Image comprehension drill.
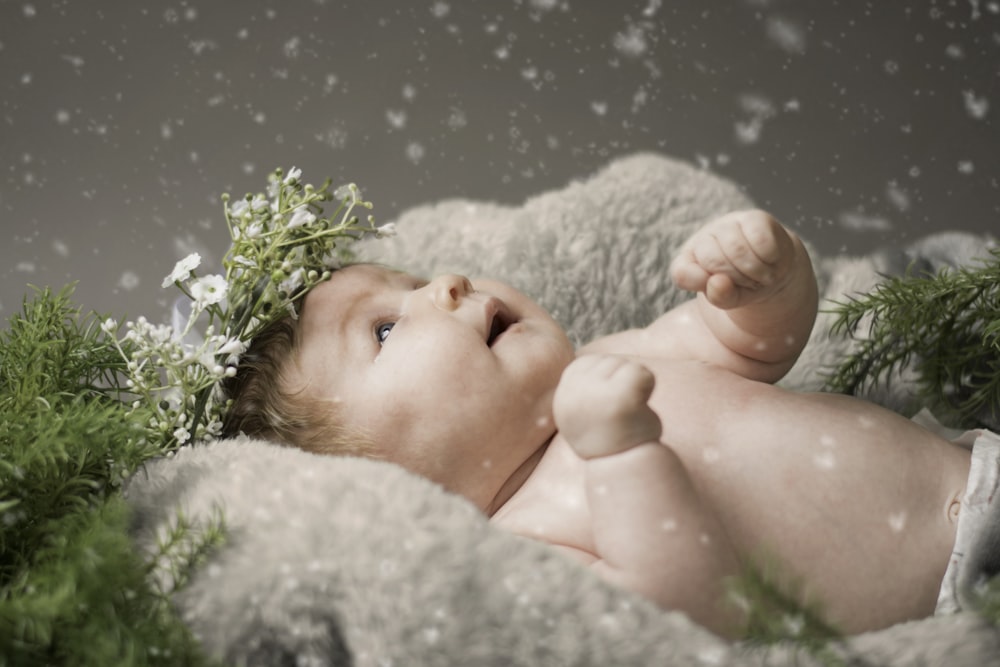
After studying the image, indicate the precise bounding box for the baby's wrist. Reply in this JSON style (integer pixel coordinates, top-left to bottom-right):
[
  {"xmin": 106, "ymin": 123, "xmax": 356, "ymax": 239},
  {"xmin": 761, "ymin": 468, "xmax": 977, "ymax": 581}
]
[{"xmin": 570, "ymin": 435, "xmax": 662, "ymax": 460}]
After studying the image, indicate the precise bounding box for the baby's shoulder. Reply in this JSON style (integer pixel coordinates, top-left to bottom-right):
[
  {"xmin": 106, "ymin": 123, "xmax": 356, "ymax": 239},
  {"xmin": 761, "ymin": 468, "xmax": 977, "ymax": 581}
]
[
  {"xmin": 578, "ymin": 326, "xmax": 660, "ymax": 357},
  {"xmin": 489, "ymin": 437, "xmax": 595, "ymax": 557}
]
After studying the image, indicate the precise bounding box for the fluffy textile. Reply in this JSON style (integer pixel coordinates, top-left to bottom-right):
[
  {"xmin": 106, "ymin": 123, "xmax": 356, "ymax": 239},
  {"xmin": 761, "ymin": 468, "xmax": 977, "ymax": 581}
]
[{"xmin": 126, "ymin": 153, "xmax": 1000, "ymax": 666}]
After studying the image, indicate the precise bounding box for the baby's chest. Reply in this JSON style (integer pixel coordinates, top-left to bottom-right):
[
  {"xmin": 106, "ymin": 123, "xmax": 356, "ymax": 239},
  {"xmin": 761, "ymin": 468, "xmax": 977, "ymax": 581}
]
[{"xmin": 489, "ymin": 440, "xmax": 598, "ymax": 562}]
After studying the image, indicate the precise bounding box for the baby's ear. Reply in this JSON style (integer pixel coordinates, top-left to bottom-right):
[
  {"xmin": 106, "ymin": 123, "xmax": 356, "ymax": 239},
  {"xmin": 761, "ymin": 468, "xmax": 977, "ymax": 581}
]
[{"xmin": 359, "ymin": 153, "xmax": 753, "ymax": 342}]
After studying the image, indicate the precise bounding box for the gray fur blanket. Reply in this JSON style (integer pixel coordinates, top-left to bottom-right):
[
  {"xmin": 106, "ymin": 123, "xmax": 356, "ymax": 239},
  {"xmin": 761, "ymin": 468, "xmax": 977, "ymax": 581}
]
[{"xmin": 126, "ymin": 154, "xmax": 1000, "ymax": 666}]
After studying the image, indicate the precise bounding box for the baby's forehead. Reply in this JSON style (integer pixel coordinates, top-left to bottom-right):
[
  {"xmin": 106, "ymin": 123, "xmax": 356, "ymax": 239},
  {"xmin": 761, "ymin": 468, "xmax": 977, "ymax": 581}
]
[
  {"xmin": 310, "ymin": 263, "xmax": 409, "ymax": 298},
  {"xmin": 301, "ymin": 264, "xmax": 412, "ymax": 320}
]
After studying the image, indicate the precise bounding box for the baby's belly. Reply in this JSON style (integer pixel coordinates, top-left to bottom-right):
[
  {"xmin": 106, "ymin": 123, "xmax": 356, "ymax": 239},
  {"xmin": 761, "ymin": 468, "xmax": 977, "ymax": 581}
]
[{"xmin": 644, "ymin": 359, "xmax": 968, "ymax": 629}]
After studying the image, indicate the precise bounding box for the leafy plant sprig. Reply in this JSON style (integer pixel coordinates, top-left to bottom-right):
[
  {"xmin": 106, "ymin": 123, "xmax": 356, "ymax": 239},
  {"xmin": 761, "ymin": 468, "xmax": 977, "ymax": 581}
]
[
  {"xmin": 824, "ymin": 247, "xmax": 1000, "ymax": 429},
  {"xmin": 102, "ymin": 167, "xmax": 394, "ymax": 451}
]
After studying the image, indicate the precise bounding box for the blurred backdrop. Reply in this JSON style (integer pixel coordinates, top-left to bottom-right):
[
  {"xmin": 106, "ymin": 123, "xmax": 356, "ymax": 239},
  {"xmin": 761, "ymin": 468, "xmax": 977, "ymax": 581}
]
[{"xmin": 2, "ymin": 0, "xmax": 997, "ymax": 323}]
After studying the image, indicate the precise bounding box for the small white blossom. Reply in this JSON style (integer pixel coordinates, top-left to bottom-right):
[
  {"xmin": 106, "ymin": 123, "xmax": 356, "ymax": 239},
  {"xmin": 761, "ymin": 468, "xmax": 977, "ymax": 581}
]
[
  {"xmin": 334, "ymin": 183, "xmax": 358, "ymax": 201},
  {"xmin": 231, "ymin": 254, "xmax": 256, "ymax": 268},
  {"xmin": 279, "ymin": 267, "xmax": 306, "ymax": 296},
  {"xmin": 250, "ymin": 194, "xmax": 269, "ymax": 211},
  {"xmin": 191, "ymin": 274, "xmax": 228, "ymax": 307},
  {"xmin": 376, "ymin": 222, "xmax": 397, "ymax": 238},
  {"xmin": 216, "ymin": 336, "xmax": 247, "ymax": 357},
  {"xmin": 230, "ymin": 199, "xmax": 249, "ymax": 218},
  {"xmin": 284, "ymin": 166, "xmax": 302, "ymax": 183},
  {"xmin": 162, "ymin": 253, "xmax": 202, "ymax": 288},
  {"xmin": 101, "ymin": 317, "xmax": 118, "ymax": 334},
  {"xmin": 287, "ymin": 207, "xmax": 317, "ymax": 229}
]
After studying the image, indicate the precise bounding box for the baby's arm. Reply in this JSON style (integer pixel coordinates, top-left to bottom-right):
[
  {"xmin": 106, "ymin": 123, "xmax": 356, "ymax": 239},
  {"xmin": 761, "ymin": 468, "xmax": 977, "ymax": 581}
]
[
  {"xmin": 670, "ymin": 211, "xmax": 818, "ymax": 381},
  {"xmin": 666, "ymin": 210, "xmax": 818, "ymax": 383},
  {"xmin": 553, "ymin": 355, "xmax": 744, "ymax": 637}
]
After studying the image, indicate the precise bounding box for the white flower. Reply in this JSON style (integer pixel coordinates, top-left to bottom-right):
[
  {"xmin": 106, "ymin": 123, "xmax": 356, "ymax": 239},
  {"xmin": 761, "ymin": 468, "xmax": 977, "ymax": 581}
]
[
  {"xmin": 250, "ymin": 194, "xmax": 269, "ymax": 211},
  {"xmin": 279, "ymin": 267, "xmax": 305, "ymax": 297},
  {"xmin": 162, "ymin": 253, "xmax": 202, "ymax": 288},
  {"xmin": 287, "ymin": 207, "xmax": 317, "ymax": 229},
  {"xmin": 216, "ymin": 336, "xmax": 247, "ymax": 357},
  {"xmin": 173, "ymin": 426, "xmax": 191, "ymax": 443},
  {"xmin": 376, "ymin": 222, "xmax": 397, "ymax": 238},
  {"xmin": 191, "ymin": 274, "xmax": 228, "ymax": 307},
  {"xmin": 284, "ymin": 166, "xmax": 302, "ymax": 184},
  {"xmin": 101, "ymin": 317, "xmax": 118, "ymax": 334},
  {"xmin": 334, "ymin": 183, "xmax": 359, "ymax": 201},
  {"xmin": 231, "ymin": 255, "xmax": 256, "ymax": 268},
  {"xmin": 229, "ymin": 199, "xmax": 249, "ymax": 218}
]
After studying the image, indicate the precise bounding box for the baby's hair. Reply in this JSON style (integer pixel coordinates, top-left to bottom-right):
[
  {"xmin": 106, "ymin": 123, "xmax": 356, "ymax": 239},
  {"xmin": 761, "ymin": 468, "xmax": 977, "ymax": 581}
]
[{"xmin": 220, "ymin": 283, "xmax": 373, "ymax": 457}]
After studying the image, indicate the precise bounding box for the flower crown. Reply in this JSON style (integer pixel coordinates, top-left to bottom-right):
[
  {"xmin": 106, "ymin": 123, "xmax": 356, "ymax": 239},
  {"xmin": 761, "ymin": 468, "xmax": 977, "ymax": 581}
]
[{"xmin": 102, "ymin": 167, "xmax": 393, "ymax": 451}]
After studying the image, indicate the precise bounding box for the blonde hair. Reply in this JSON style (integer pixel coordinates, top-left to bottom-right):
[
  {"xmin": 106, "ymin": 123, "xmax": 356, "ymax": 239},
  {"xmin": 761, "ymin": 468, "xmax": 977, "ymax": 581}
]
[{"xmin": 220, "ymin": 298, "xmax": 373, "ymax": 457}]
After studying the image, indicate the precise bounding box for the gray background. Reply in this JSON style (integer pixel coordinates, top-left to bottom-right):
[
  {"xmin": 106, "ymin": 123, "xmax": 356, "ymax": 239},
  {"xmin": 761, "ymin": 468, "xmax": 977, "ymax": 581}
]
[{"xmin": 2, "ymin": 0, "xmax": 997, "ymax": 324}]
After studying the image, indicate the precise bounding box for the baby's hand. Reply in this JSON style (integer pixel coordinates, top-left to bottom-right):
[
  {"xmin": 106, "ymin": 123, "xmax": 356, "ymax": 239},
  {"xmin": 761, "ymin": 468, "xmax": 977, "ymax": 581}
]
[
  {"xmin": 669, "ymin": 210, "xmax": 797, "ymax": 310},
  {"xmin": 553, "ymin": 354, "xmax": 663, "ymax": 459}
]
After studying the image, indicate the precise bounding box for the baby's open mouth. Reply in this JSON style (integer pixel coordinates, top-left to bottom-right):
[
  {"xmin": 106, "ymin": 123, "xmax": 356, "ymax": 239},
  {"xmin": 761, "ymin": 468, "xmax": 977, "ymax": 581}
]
[{"xmin": 487, "ymin": 311, "xmax": 514, "ymax": 347}]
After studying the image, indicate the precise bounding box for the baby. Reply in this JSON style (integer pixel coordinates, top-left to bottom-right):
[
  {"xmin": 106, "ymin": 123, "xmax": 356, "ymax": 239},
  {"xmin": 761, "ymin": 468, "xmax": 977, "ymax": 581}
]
[{"xmin": 222, "ymin": 210, "xmax": 988, "ymax": 638}]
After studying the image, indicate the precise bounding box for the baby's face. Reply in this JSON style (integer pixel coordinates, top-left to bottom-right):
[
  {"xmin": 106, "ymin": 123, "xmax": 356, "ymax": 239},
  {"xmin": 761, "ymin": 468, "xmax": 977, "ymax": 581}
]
[{"xmin": 291, "ymin": 264, "xmax": 575, "ymax": 500}]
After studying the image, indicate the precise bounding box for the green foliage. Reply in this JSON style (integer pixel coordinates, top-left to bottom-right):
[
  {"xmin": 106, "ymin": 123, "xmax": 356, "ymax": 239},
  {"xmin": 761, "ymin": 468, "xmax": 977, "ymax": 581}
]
[
  {"xmin": 825, "ymin": 248, "xmax": 1000, "ymax": 429},
  {"xmin": 728, "ymin": 558, "xmax": 853, "ymax": 667},
  {"xmin": 0, "ymin": 287, "xmax": 222, "ymax": 667}
]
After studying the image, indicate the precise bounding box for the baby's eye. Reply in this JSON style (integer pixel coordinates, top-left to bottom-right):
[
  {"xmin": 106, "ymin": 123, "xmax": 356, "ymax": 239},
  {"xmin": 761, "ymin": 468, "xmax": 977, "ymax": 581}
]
[{"xmin": 375, "ymin": 322, "xmax": 395, "ymax": 345}]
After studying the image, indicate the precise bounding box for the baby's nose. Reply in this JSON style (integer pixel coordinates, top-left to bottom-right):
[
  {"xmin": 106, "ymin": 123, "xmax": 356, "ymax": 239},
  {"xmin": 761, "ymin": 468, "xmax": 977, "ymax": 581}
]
[{"xmin": 430, "ymin": 274, "xmax": 474, "ymax": 311}]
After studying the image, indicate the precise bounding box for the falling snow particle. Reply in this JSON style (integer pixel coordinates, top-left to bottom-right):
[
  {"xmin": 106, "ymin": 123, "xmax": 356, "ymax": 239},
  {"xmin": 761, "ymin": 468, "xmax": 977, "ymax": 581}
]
[
  {"xmin": 117, "ymin": 271, "xmax": 140, "ymax": 291},
  {"xmin": 888, "ymin": 512, "xmax": 907, "ymax": 533},
  {"xmin": 61, "ymin": 54, "xmax": 85, "ymax": 69},
  {"xmin": 23, "ymin": 4, "xmax": 36, "ymax": 18},
  {"xmin": 591, "ymin": 100, "xmax": 608, "ymax": 116},
  {"xmin": 446, "ymin": 107, "xmax": 467, "ymax": 130},
  {"xmin": 52, "ymin": 240, "xmax": 69, "ymax": 257},
  {"xmin": 958, "ymin": 161, "xmax": 975, "ymax": 174},
  {"xmin": 613, "ymin": 23, "xmax": 649, "ymax": 59},
  {"xmin": 839, "ymin": 211, "xmax": 893, "ymax": 232},
  {"xmin": 765, "ymin": 16, "xmax": 806, "ymax": 55},
  {"xmin": 316, "ymin": 123, "xmax": 348, "ymax": 150},
  {"xmin": 528, "ymin": 0, "xmax": 559, "ymax": 12},
  {"xmin": 284, "ymin": 36, "xmax": 301, "ymax": 59},
  {"xmin": 430, "ymin": 1, "xmax": 449, "ymax": 18},
  {"xmin": 885, "ymin": 182, "xmax": 911, "ymax": 212},
  {"xmin": 188, "ymin": 40, "xmax": 217, "ymax": 56},
  {"xmin": 405, "ymin": 142, "xmax": 425, "ymax": 165},
  {"xmin": 963, "ymin": 90, "xmax": 989, "ymax": 119},
  {"xmin": 385, "ymin": 109, "xmax": 407, "ymax": 130},
  {"xmin": 813, "ymin": 452, "xmax": 836, "ymax": 470},
  {"xmin": 643, "ymin": 0, "xmax": 663, "ymax": 18}
]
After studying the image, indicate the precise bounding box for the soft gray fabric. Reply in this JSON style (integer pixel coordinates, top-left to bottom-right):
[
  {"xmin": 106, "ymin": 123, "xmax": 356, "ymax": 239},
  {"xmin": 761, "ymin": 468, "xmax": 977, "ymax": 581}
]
[{"xmin": 127, "ymin": 153, "xmax": 1000, "ymax": 666}]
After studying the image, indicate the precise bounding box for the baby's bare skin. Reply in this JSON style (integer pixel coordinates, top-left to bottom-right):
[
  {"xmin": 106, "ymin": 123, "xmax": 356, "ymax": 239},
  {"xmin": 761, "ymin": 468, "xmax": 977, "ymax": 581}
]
[
  {"xmin": 490, "ymin": 212, "xmax": 971, "ymax": 637},
  {"xmin": 292, "ymin": 211, "xmax": 971, "ymax": 639}
]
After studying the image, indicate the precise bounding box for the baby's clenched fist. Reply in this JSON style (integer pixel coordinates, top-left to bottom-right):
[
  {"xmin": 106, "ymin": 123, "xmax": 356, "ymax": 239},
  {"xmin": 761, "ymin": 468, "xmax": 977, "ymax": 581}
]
[
  {"xmin": 669, "ymin": 210, "xmax": 798, "ymax": 310},
  {"xmin": 553, "ymin": 354, "xmax": 663, "ymax": 459}
]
